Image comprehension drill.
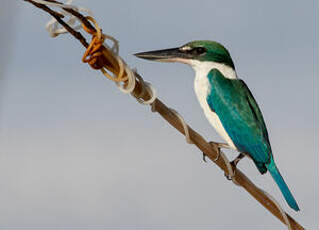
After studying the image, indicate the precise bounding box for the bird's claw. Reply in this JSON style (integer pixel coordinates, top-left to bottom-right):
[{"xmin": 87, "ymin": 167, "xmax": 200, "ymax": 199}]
[
  {"xmin": 202, "ymin": 141, "xmax": 226, "ymax": 163},
  {"xmin": 230, "ymin": 153, "xmax": 245, "ymax": 168},
  {"xmin": 224, "ymin": 172, "xmax": 233, "ymax": 180},
  {"xmin": 202, "ymin": 152, "xmax": 207, "ymax": 162},
  {"xmin": 223, "ymin": 153, "xmax": 246, "ymax": 180},
  {"xmin": 214, "ymin": 142, "xmax": 231, "ymax": 149}
]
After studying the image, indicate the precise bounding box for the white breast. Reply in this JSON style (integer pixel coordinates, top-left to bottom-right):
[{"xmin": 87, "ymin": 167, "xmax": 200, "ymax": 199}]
[{"xmin": 191, "ymin": 60, "xmax": 237, "ymax": 150}]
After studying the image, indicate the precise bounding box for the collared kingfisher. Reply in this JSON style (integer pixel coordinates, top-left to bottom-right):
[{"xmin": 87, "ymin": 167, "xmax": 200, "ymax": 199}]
[{"xmin": 135, "ymin": 40, "xmax": 300, "ymax": 211}]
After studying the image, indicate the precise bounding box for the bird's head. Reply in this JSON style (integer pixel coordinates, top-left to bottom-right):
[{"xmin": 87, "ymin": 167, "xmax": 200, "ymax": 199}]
[{"xmin": 134, "ymin": 40, "xmax": 235, "ymax": 70}]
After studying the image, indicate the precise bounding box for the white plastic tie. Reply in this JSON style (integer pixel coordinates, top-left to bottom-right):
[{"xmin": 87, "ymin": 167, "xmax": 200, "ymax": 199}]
[
  {"xmin": 169, "ymin": 109, "xmax": 193, "ymax": 144},
  {"xmin": 34, "ymin": 0, "xmax": 157, "ymax": 102},
  {"xmin": 32, "ymin": 0, "xmax": 93, "ymax": 37},
  {"xmin": 133, "ymin": 73, "xmax": 157, "ymax": 104},
  {"xmin": 262, "ymin": 190, "xmax": 292, "ymax": 230},
  {"xmin": 115, "ymin": 59, "xmax": 136, "ymax": 94}
]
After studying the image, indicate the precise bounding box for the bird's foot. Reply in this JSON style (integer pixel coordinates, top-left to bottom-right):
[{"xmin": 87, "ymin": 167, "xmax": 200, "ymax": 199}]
[
  {"xmin": 202, "ymin": 152, "xmax": 208, "ymax": 162},
  {"xmin": 230, "ymin": 153, "xmax": 246, "ymax": 168},
  {"xmin": 202, "ymin": 142, "xmax": 230, "ymax": 163},
  {"xmin": 224, "ymin": 153, "xmax": 245, "ymax": 180},
  {"xmin": 214, "ymin": 142, "xmax": 231, "ymax": 150}
]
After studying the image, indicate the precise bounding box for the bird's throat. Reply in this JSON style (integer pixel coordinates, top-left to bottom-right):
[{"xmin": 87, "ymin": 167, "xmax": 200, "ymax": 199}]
[{"xmin": 190, "ymin": 60, "xmax": 237, "ymax": 80}]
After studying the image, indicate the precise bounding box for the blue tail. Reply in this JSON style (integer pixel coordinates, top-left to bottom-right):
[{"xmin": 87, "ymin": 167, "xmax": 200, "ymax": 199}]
[{"xmin": 266, "ymin": 158, "xmax": 300, "ymax": 211}]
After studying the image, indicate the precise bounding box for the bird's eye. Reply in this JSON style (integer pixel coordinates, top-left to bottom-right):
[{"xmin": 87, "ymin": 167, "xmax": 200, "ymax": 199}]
[{"xmin": 192, "ymin": 47, "xmax": 207, "ymax": 55}]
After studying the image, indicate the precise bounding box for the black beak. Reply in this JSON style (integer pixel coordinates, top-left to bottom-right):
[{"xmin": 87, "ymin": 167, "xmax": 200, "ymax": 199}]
[{"xmin": 134, "ymin": 47, "xmax": 190, "ymax": 63}]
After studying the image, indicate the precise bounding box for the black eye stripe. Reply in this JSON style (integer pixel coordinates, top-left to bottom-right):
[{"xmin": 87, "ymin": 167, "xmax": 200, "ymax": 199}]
[
  {"xmin": 195, "ymin": 47, "xmax": 206, "ymax": 54},
  {"xmin": 186, "ymin": 47, "xmax": 207, "ymax": 55}
]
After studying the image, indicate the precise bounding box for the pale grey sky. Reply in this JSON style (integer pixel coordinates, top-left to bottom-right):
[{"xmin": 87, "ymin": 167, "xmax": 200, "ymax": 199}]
[{"xmin": 0, "ymin": 0, "xmax": 318, "ymax": 229}]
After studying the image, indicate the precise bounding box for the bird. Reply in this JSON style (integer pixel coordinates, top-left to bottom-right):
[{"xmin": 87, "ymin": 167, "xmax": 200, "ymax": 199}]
[{"xmin": 134, "ymin": 40, "xmax": 300, "ymax": 211}]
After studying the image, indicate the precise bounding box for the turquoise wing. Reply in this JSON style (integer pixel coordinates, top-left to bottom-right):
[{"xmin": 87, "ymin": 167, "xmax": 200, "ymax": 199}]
[{"xmin": 206, "ymin": 69, "xmax": 271, "ymax": 174}]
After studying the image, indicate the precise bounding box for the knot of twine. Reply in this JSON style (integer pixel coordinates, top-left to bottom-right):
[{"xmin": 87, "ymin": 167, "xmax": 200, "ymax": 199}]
[
  {"xmin": 81, "ymin": 16, "xmax": 156, "ymax": 103},
  {"xmin": 81, "ymin": 17, "xmax": 129, "ymax": 84}
]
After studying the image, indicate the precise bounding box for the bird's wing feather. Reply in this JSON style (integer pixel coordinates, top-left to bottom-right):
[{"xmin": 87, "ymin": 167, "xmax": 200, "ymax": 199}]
[{"xmin": 206, "ymin": 69, "xmax": 271, "ymax": 173}]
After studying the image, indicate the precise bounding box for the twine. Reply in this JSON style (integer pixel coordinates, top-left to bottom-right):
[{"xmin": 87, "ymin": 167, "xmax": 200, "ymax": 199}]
[
  {"xmin": 33, "ymin": 0, "xmax": 156, "ymax": 102},
  {"xmin": 80, "ymin": 16, "xmax": 156, "ymax": 102},
  {"xmin": 262, "ymin": 190, "xmax": 293, "ymax": 230},
  {"xmin": 33, "ymin": 0, "xmax": 93, "ymax": 37},
  {"xmin": 169, "ymin": 109, "xmax": 193, "ymax": 144}
]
